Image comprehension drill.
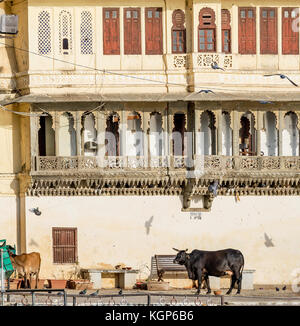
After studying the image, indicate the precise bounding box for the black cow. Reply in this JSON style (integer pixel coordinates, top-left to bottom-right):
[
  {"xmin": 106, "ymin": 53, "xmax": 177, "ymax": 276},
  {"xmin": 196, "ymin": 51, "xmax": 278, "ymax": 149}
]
[{"xmin": 173, "ymin": 248, "xmax": 244, "ymax": 295}]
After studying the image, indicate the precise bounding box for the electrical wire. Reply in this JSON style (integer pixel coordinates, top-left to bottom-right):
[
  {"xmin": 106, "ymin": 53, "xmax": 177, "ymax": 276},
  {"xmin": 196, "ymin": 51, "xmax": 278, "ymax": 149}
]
[{"xmin": 0, "ymin": 40, "xmax": 294, "ymax": 97}]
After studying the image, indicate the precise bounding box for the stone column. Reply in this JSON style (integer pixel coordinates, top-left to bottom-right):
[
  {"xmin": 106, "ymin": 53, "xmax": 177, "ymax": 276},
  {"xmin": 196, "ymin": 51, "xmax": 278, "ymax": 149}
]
[
  {"xmin": 256, "ymin": 110, "xmax": 263, "ymax": 156},
  {"xmin": 232, "ymin": 109, "xmax": 239, "ymax": 156},
  {"xmin": 143, "ymin": 111, "xmax": 150, "ymax": 167},
  {"xmin": 217, "ymin": 109, "xmax": 223, "ymax": 155},
  {"xmin": 278, "ymin": 109, "xmax": 283, "ymax": 156},
  {"xmin": 30, "ymin": 113, "xmax": 39, "ymax": 170},
  {"xmin": 75, "ymin": 111, "xmax": 81, "ymax": 156},
  {"xmin": 54, "ymin": 111, "xmax": 60, "ymax": 156}
]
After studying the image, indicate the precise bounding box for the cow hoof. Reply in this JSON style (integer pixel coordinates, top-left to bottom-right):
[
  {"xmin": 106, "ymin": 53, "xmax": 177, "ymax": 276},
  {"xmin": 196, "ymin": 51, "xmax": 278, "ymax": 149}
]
[
  {"xmin": 206, "ymin": 291, "xmax": 211, "ymax": 295},
  {"xmin": 225, "ymin": 291, "xmax": 231, "ymax": 295}
]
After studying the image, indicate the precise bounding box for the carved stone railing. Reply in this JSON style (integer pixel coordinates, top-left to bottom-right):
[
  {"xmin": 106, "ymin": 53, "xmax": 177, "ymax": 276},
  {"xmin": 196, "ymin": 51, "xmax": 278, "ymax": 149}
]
[{"xmin": 34, "ymin": 155, "xmax": 300, "ymax": 174}]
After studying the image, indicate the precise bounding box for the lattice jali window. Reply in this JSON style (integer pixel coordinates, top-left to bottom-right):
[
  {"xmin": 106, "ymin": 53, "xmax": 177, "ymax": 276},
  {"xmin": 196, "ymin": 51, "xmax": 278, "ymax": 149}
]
[
  {"xmin": 80, "ymin": 11, "xmax": 93, "ymax": 55},
  {"xmin": 59, "ymin": 10, "xmax": 73, "ymax": 54},
  {"xmin": 52, "ymin": 227, "xmax": 77, "ymax": 264},
  {"xmin": 38, "ymin": 11, "xmax": 51, "ymax": 55}
]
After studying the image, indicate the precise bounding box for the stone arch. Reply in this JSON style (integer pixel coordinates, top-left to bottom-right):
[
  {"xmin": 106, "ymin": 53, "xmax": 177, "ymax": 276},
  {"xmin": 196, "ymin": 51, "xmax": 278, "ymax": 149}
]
[
  {"xmin": 82, "ymin": 112, "xmax": 97, "ymax": 156},
  {"xmin": 283, "ymin": 111, "xmax": 299, "ymax": 156},
  {"xmin": 38, "ymin": 114, "xmax": 55, "ymax": 156},
  {"xmin": 199, "ymin": 110, "xmax": 216, "ymax": 155},
  {"xmin": 239, "ymin": 111, "xmax": 256, "ymax": 155},
  {"xmin": 105, "ymin": 112, "xmax": 120, "ymax": 156},
  {"xmin": 221, "ymin": 111, "xmax": 232, "ymax": 155},
  {"xmin": 261, "ymin": 111, "xmax": 278, "ymax": 156},
  {"xmin": 172, "ymin": 112, "xmax": 187, "ymax": 156},
  {"xmin": 149, "ymin": 112, "xmax": 164, "ymax": 156},
  {"xmin": 126, "ymin": 111, "xmax": 143, "ymax": 156},
  {"xmin": 58, "ymin": 112, "xmax": 76, "ymax": 156}
]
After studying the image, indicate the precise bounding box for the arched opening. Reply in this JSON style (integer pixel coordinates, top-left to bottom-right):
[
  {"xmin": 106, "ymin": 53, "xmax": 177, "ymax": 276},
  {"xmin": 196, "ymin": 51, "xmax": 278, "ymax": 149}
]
[
  {"xmin": 126, "ymin": 111, "xmax": 143, "ymax": 156},
  {"xmin": 221, "ymin": 111, "xmax": 232, "ymax": 155},
  {"xmin": 149, "ymin": 112, "xmax": 164, "ymax": 156},
  {"xmin": 172, "ymin": 113, "xmax": 186, "ymax": 156},
  {"xmin": 105, "ymin": 113, "xmax": 120, "ymax": 156},
  {"xmin": 239, "ymin": 112, "xmax": 256, "ymax": 155},
  {"xmin": 58, "ymin": 112, "xmax": 76, "ymax": 156},
  {"xmin": 283, "ymin": 111, "xmax": 299, "ymax": 156},
  {"xmin": 199, "ymin": 110, "xmax": 216, "ymax": 155},
  {"xmin": 82, "ymin": 113, "xmax": 97, "ymax": 156},
  {"xmin": 38, "ymin": 115, "xmax": 55, "ymax": 156},
  {"xmin": 261, "ymin": 111, "xmax": 278, "ymax": 156}
]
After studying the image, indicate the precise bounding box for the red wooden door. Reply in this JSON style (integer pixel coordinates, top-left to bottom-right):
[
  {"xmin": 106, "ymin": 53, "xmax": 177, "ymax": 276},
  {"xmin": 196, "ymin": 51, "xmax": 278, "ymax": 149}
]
[
  {"xmin": 260, "ymin": 8, "xmax": 277, "ymax": 54},
  {"xmin": 239, "ymin": 7, "xmax": 256, "ymax": 54},
  {"xmin": 103, "ymin": 8, "xmax": 120, "ymax": 55},
  {"xmin": 282, "ymin": 8, "xmax": 299, "ymax": 54},
  {"xmin": 145, "ymin": 8, "xmax": 163, "ymax": 55},
  {"xmin": 124, "ymin": 8, "xmax": 141, "ymax": 55}
]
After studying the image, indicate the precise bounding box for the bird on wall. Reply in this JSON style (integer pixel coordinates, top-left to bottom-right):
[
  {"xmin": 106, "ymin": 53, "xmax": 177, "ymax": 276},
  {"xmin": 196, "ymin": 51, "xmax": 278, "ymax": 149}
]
[
  {"xmin": 118, "ymin": 289, "xmax": 123, "ymax": 295},
  {"xmin": 145, "ymin": 216, "xmax": 154, "ymax": 235},
  {"xmin": 211, "ymin": 61, "xmax": 225, "ymax": 71},
  {"xmin": 90, "ymin": 290, "xmax": 99, "ymax": 296},
  {"xmin": 264, "ymin": 74, "xmax": 298, "ymax": 87},
  {"xmin": 282, "ymin": 285, "xmax": 286, "ymax": 291},
  {"xmin": 259, "ymin": 100, "xmax": 273, "ymax": 104},
  {"xmin": 79, "ymin": 288, "xmax": 87, "ymax": 295},
  {"xmin": 197, "ymin": 89, "xmax": 216, "ymax": 95},
  {"xmin": 208, "ymin": 180, "xmax": 219, "ymax": 197},
  {"xmin": 29, "ymin": 208, "xmax": 42, "ymax": 216}
]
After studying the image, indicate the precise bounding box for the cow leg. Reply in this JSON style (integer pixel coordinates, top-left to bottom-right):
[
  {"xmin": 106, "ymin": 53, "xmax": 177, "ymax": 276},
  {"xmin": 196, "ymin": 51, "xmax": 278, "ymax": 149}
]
[
  {"xmin": 226, "ymin": 274, "xmax": 237, "ymax": 295},
  {"xmin": 36, "ymin": 272, "xmax": 39, "ymax": 289},
  {"xmin": 196, "ymin": 270, "xmax": 202, "ymax": 295},
  {"xmin": 204, "ymin": 274, "xmax": 211, "ymax": 294},
  {"xmin": 235, "ymin": 270, "xmax": 242, "ymax": 295},
  {"xmin": 23, "ymin": 273, "xmax": 28, "ymax": 289},
  {"xmin": 29, "ymin": 273, "xmax": 32, "ymax": 289}
]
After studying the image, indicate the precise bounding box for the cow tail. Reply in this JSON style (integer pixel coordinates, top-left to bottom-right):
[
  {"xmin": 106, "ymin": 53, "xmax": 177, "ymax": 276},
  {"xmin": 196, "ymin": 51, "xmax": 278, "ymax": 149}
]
[{"xmin": 239, "ymin": 254, "xmax": 245, "ymax": 280}]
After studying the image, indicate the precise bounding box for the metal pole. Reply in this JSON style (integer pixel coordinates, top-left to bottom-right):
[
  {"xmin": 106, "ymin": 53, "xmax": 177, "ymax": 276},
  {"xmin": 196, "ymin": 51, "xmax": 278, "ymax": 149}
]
[
  {"xmin": 147, "ymin": 294, "xmax": 151, "ymax": 306},
  {"xmin": 63, "ymin": 291, "xmax": 67, "ymax": 306},
  {"xmin": 73, "ymin": 296, "xmax": 76, "ymax": 306},
  {"xmin": 32, "ymin": 291, "xmax": 35, "ymax": 306}
]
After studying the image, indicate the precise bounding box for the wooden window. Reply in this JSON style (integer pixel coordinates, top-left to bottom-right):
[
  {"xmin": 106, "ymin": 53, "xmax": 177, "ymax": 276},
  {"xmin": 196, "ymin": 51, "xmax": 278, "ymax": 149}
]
[
  {"xmin": 222, "ymin": 9, "xmax": 231, "ymax": 53},
  {"xmin": 145, "ymin": 8, "xmax": 163, "ymax": 55},
  {"xmin": 282, "ymin": 8, "xmax": 299, "ymax": 55},
  {"xmin": 52, "ymin": 227, "xmax": 77, "ymax": 264},
  {"xmin": 103, "ymin": 8, "xmax": 120, "ymax": 55},
  {"xmin": 260, "ymin": 8, "xmax": 278, "ymax": 54},
  {"xmin": 198, "ymin": 8, "xmax": 216, "ymax": 52},
  {"xmin": 124, "ymin": 8, "xmax": 141, "ymax": 55},
  {"xmin": 172, "ymin": 9, "xmax": 186, "ymax": 54},
  {"xmin": 238, "ymin": 7, "xmax": 256, "ymax": 54}
]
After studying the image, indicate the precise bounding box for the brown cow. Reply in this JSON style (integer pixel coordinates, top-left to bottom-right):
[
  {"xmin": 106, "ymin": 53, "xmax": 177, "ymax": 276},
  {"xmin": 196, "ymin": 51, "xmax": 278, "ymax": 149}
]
[{"xmin": 8, "ymin": 251, "xmax": 41, "ymax": 289}]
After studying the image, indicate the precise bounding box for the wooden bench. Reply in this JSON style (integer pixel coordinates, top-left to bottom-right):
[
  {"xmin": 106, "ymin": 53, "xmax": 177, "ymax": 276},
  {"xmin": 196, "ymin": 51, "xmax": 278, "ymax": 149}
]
[
  {"xmin": 150, "ymin": 255, "xmax": 256, "ymax": 290},
  {"xmin": 150, "ymin": 255, "xmax": 187, "ymax": 281}
]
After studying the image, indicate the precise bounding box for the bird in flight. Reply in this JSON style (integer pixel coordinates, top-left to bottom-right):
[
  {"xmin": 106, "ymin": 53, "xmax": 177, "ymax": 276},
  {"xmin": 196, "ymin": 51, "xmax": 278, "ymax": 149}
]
[
  {"xmin": 211, "ymin": 61, "xmax": 225, "ymax": 71},
  {"xmin": 197, "ymin": 89, "xmax": 216, "ymax": 94},
  {"xmin": 264, "ymin": 74, "xmax": 298, "ymax": 87}
]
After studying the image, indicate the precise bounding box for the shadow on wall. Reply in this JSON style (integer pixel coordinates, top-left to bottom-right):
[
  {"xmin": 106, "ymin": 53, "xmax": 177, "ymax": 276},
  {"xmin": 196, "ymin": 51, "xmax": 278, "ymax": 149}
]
[
  {"xmin": 264, "ymin": 233, "xmax": 275, "ymax": 247},
  {"xmin": 145, "ymin": 216, "xmax": 154, "ymax": 235}
]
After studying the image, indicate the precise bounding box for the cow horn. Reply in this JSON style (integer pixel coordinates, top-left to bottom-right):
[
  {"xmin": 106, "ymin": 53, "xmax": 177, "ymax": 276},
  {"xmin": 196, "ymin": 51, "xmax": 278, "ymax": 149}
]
[
  {"xmin": 172, "ymin": 248, "xmax": 179, "ymax": 252},
  {"xmin": 185, "ymin": 249, "xmax": 188, "ymax": 252}
]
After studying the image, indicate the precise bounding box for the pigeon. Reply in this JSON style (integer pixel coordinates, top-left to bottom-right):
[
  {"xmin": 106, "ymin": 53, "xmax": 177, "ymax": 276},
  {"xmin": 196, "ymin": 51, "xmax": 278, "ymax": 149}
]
[
  {"xmin": 259, "ymin": 100, "xmax": 273, "ymax": 104},
  {"xmin": 276, "ymin": 287, "xmax": 280, "ymax": 291},
  {"xmin": 29, "ymin": 208, "xmax": 42, "ymax": 216},
  {"xmin": 57, "ymin": 292, "xmax": 63, "ymax": 296},
  {"xmin": 264, "ymin": 74, "xmax": 298, "ymax": 87},
  {"xmin": 208, "ymin": 180, "xmax": 219, "ymax": 197},
  {"xmin": 282, "ymin": 285, "xmax": 286, "ymax": 291},
  {"xmin": 90, "ymin": 290, "xmax": 99, "ymax": 296},
  {"xmin": 211, "ymin": 61, "xmax": 225, "ymax": 71},
  {"xmin": 79, "ymin": 289, "xmax": 87, "ymax": 295},
  {"xmin": 118, "ymin": 289, "xmax": 123, "ymax": 295},
  {"xmin": 197, "ymin": 89, "xmax": 216, "ymax": 94}
]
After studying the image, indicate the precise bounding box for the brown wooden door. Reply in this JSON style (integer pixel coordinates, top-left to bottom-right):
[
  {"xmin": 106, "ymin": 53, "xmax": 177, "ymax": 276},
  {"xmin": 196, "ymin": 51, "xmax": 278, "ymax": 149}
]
[
  {"xmin": 145, "ymin": 7, "xmax": 163, "ymax": 55},
  {"xmin": 124, "ymin": 8, "xmax": 141, "ymax": 55},
  {"xmin": 52, "ymin": 227, "xmax": 77, "ymax": 264},
  {"xmin": 260, "ymin": 8, "xmax": 278, "ymax": 54},
  {"xmin": 238, "ymin": 7, "xmax": 256, "ymax": 54},
  {"xmin": 282, "ymin": 8, "xmax": 299, "ymax": 54},
  {"xmin": 103, "ymin": 8, "xmax": 120, "ymax": 55}
]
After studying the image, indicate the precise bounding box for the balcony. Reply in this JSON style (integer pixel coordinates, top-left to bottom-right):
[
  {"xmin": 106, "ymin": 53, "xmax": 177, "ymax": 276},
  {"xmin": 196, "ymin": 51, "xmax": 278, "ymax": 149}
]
[{"xmin": 32, "ymin": 155, "xmax": 300, "ymax": 176}]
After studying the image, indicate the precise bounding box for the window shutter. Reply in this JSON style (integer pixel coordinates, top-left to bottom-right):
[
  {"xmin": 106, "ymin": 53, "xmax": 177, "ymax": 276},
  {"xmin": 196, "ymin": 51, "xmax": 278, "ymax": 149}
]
[
  {"xmin": 239, "ymin": 7, "xmax": 256, "ymax": 54},
  {"xmin": 171, "ymin": 9, "xmax": 186, "ymax": 54},
  {"xmin": 260, "ymin": 8, "xmax": 277, "ymax": 54},
  {"xmin": 222, "ymin": 9, "xmax": 231, "ymax": 53},
  {"xmin": 198, "ymin": 8, "xmax": 216, "ymax": 53},
  {"xmin": 124, "ymin": 8, "xmax": 141, "ymax": 55},
  {"xmin": 53, "ymin": 227, "xmax": 77, "ymax": 264},
  {"xmin": 103, "ymin": 8, "xmax": 120, "ymax": 55},
  {"xmin": 282, "ymin": 8, "xmax": 299, "ymax": 55},
  {"xmin": 145, "ymin": 8, "xmax": 163, "ymax": 55}
]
